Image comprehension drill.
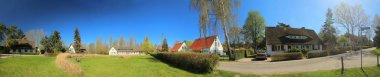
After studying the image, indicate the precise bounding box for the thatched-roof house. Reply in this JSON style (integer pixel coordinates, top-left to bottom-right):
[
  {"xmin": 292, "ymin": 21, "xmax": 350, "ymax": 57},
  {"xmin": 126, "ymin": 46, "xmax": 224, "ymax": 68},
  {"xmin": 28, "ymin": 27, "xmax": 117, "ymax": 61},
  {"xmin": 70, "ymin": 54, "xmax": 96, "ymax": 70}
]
[
  {"xmin": 9, "ymin": 38, "xmax": 36, "ymax": 53},
  {"xmin": 265, "ymin": 27, "xmax": 322, "ymax": 55}
]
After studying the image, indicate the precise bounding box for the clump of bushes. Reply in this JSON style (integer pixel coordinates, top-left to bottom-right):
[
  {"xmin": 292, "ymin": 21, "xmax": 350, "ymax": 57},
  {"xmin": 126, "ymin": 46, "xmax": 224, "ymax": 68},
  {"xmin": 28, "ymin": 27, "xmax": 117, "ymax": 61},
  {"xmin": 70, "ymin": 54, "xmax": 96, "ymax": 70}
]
[
  {"xmin": 151, "ymin": 52, "xmax": 219, "ymax": 73},
  {"xmin": 270, "ymin": 52, "xmax": 303, "ymax": 62},
  {"xmin": 231, "ymin": 50, "xmax": 245, "ymax": 61},
  {"xmin": 229, "ymin": 49, "xmax": 255, "ymax": 61},
  {"xmin": 307, "ymin": 51, "xmax": 328, "ymax": 59},
  {"xmin": 287, "ymin": 48, "xmax": 309, "ymax": 58}
]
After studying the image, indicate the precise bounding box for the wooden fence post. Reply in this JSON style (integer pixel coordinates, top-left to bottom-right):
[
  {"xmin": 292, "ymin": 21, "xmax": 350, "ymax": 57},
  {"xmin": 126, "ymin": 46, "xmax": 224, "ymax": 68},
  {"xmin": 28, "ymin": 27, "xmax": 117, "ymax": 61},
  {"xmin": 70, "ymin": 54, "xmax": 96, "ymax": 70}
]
[{"xmin": 341, "ymin": 56, "xmax": 344, "ymax": 75}]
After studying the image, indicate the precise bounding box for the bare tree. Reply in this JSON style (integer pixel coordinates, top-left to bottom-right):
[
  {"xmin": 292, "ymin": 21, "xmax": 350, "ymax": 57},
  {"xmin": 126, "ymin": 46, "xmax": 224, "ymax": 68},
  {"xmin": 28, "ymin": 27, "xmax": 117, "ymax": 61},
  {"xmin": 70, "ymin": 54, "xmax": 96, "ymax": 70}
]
[
  {"xmin": 335, "ymin": 3, "xmax": 369, "ymax": 49},
  {"xmin": 88, "ymin": 43, "xmax": 95, "ymax": 54},
  {"xmin": 191, "ymin": 0, "xmax": 240, "ymax": 59},
  {"xmin": 228, "ymin": 25, "xmax": 241, "ymax": 45},
  {"xmin": 129, "ymin": 35, "xmax": 134, "ymax": 49},
  {"xmin": 119, "ymin": 36, "xmax": 125, "ymax": 48},
  {"xmin": 372, "ymin": 15, "xmax": 380, "ymax": 39},
  {"xmin": 25, "ymin": 29, "xmax": 46, "ymax": 47}
]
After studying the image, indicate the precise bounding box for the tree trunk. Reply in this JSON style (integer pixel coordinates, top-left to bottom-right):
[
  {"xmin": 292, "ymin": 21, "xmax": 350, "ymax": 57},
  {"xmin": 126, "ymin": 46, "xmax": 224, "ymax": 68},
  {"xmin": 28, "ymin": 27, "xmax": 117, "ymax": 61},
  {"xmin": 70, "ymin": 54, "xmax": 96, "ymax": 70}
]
[{"xmin": 221, "ymin": 18, "xmax": 232, "ymax": 60}]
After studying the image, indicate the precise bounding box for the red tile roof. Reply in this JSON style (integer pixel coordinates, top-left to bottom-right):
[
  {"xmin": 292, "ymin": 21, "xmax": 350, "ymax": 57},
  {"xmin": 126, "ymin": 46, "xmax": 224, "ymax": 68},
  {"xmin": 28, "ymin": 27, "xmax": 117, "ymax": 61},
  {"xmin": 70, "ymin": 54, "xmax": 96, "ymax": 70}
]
[
  {"xmin": 171, "ymin": 42, "xmax": 183, "ymax": 52},
  {"xmin": 190, "ymin": 36, "xmax": 217, "ymax": 51}
]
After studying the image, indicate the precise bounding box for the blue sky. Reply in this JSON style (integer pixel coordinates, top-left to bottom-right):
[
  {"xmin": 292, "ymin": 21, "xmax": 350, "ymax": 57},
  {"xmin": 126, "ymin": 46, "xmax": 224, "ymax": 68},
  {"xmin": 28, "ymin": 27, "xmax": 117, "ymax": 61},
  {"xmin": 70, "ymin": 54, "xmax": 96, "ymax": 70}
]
[{"xmin": 0, "ymin": 0, "xmax": 379, "ymax": 47}]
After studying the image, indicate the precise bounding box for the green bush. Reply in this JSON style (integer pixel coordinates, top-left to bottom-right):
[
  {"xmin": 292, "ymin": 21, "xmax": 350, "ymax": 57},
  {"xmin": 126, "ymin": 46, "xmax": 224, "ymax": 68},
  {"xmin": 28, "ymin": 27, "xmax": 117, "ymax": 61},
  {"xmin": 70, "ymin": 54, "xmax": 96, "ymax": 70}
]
[
  {"xmin": 11, "ymin": 52, "xmax": 39, "ymax": 55},
  {"xmin": 151, "ymin": 52, "xmax": 219, "ymax": 73},
  {"xmin": 330, "ymin": 48, "xmax": 348, "ymax": 55},
  {"xmin": 288, "ymin": 48, "xmax": 302, "ymax": 53},
  {"xmin": 271, "ymin": 52, "xmax": 303, "ymax": 62},
  {"xmin": 307, "ymin": 51, "xmax": 328, "ymax": 59},
  {"xmin": 371, "ymin": 49, "xmax": 380, "ymax": 55},
  {"xmin": 232, "ymin": 50, "xmax": 245, "ymax": 61}
]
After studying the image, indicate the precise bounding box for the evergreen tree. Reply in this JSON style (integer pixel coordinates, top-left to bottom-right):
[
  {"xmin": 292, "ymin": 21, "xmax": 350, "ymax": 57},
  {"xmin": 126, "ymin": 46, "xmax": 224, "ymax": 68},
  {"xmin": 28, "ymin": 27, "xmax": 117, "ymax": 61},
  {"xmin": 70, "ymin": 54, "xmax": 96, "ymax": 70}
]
[
  {"xmin": 320, "ymin": 8, "xmax": 337, "ymax": 54},
  {"xmin": 52, "ymin": 31, "xmax": 63, "ymax": 53},
  {"xmin": 162, "ymin": 38, "xmax": 168, "ymax": 52},
  {"xmin": 374, "ymin": 26, "xmax": 380, "ymax": 48},
  {"xmin": 74, "ymin": 27, "xmax": 81, "ymax": 52}
]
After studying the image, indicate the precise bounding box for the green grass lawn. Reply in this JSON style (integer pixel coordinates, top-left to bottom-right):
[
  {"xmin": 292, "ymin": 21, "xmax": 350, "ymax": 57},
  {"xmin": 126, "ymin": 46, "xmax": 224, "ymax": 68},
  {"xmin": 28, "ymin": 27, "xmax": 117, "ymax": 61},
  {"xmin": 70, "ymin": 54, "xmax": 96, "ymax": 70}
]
[
  {"xmin": 77, "ymin": 55, "xmax": 258, "ymax": 77},
  {"xmin": 0, "ymin": 56, "xmax": 71, "ymax": 77},
  {"xmin": 270, "ymin": 66, "xmax": 380, "ymax": 77},
  {"xmin": 0, "ymin": 55, "xmax": 257, "ymax": 77},
  {"xmin": 4, "ymin": 55, "xmax": 378, "ymax": 77}
]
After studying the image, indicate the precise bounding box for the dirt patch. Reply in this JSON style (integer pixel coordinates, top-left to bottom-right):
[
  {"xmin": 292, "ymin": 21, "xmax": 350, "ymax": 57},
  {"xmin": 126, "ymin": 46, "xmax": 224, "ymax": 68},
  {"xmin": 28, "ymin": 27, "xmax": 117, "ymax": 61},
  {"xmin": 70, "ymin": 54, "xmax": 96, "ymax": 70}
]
[{"xmin": 56, "ymin": 53, "xmax": 83, "ymax": 75}]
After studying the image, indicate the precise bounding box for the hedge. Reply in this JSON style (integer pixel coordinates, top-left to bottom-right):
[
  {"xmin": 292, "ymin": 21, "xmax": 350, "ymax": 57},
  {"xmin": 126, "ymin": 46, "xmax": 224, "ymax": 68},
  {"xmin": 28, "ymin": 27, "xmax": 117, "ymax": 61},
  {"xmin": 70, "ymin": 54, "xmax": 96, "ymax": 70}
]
[
  {"xmin": 307, "ymin": 51, "xmax": 328, "ymax": 59},
  {"xmin": 151, "ymin": 52, "xmax": 219, "ymax": 73},
  {"xmin": 270, "ymin": 52, "xmax": 303, "ymax": 62},
  {"xmin": 229, "ymin": 49, "xmax": 254, "ymax": 61}
]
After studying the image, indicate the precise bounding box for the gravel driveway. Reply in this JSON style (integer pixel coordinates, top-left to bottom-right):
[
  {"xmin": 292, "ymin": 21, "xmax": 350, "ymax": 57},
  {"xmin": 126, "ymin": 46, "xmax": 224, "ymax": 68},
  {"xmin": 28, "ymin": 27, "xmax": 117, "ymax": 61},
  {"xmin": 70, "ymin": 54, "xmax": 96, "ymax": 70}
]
[{"xmin": 217, "ymin": 48, "xmax": 378, "ymax": 75}]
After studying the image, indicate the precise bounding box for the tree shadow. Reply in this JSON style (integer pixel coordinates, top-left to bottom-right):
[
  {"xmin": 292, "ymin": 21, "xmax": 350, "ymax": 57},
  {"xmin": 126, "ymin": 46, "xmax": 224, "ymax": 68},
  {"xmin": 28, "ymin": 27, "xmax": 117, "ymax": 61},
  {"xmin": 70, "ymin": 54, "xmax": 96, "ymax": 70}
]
[
  {"xmin": 145, "ymin": 57, "xmax": 211, "ymax": 74},
  {"xmin": 361, "ymin": 68, "xmax": 369, "ymax": 77},
  {"xmin": 143, "ymin": 57, "xmax": 160, "ymax": 62}
]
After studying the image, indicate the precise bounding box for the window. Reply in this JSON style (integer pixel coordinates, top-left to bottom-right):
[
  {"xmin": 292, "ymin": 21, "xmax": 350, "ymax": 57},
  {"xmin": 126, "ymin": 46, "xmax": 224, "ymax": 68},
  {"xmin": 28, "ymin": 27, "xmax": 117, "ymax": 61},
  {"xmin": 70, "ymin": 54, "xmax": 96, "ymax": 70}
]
[
  {"xmin": 286, "ymin": 35, "xmax": 308, "ymax": 39},
  {"xmin": 272, "ymin": 45, "xmax": 283, "ymax": 51}
]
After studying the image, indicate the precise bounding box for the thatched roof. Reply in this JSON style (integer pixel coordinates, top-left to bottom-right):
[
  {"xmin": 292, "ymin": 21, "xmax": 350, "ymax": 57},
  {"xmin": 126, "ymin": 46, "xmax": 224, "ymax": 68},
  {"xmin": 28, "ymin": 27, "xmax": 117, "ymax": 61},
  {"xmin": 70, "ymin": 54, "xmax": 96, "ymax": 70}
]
[
  {"xmin": 16, "ymin": 38, "xmax": 35, "ymax": 48},
  {"xmin": 265, "ymin": 27, "xmax": 321, "ymax": 45}
]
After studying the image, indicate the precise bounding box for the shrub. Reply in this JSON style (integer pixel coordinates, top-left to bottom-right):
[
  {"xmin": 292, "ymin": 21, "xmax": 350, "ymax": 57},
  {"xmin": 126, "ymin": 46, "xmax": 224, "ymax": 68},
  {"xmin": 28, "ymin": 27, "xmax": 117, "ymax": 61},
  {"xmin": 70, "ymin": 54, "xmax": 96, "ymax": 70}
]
[
  {"xmin": 371, "ymin": 49, "xmax": 380, "ymax": 55},
  {"xmin": 307, "ymin": 51, "xmax": 328, "ymax": 59},
  {"xmin": 151, "ymin": 52, "xmax": 219, "ymax": 73},
  {"xmin": 288, "ymin": 48, "xmax": 302, "ymax": 53},
  {"xmin": 11, "ymin": 52, "xmax": 39, "ymax": 55},
  {"xmin": 232, "ymin": 50, "xmax": 245, "ymax": 60},
  {"xmin": 330, "ymin": 49, "xmax": 348, "ymax": 55},
  {"xmin": 270, "ymin": 52, "xmax": 303, "ymax": 62}
]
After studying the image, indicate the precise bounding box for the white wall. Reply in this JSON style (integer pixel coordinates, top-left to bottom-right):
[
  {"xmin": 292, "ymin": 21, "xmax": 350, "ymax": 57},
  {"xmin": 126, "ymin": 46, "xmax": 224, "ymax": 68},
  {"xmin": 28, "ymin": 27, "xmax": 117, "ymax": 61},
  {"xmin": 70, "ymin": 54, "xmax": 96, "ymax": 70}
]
[
  {"xmin": 108, "ymin": 47, "xmax": 118, "ymax": 55},
  {"xmin": 68, "ymin": 45, "xmax": 76, "ymax": 53},
  {"xmin": 209, "ymin": 37, "xmax": 224, "ymax": 55}
]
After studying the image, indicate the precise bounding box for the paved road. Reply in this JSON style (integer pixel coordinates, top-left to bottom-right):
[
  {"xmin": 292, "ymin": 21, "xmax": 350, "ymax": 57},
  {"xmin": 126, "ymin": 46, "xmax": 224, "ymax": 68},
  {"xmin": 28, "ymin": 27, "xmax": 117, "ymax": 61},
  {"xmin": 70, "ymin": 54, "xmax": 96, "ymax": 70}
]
[{"xmin": 217, "ymin": 48, "xmax": 378, "ymax": 75}]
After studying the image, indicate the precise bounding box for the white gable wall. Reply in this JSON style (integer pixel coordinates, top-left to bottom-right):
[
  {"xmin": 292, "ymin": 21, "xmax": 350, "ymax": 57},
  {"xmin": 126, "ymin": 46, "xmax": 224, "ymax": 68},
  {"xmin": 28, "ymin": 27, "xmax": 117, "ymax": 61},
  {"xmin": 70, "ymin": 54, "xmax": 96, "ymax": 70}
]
[
  {"xmin": 208, "ymin": 37, "xmax": 224, "ymax": 55},
  {"xmin": 68, "ymin": 45, "xmax": 76, "ymax": 53},
  {"xmin": 178, "ymin": 43, "xmax": 187, "ymax": 52},
  {"xmin": 109, "ymin": 47, "xmax": 118, "ymax": 55}
]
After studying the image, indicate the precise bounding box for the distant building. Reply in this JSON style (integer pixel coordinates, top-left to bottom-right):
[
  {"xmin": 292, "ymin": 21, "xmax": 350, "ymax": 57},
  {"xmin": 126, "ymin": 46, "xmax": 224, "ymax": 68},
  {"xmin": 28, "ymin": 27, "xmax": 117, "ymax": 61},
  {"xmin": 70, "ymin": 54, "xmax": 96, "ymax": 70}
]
[
  {"xmin": 9, "ymin": 38, "xmax": 36, "ymax": 53},
  {"xmin": 68, "ymin": 43, "xmax": 86, "ymax": 53},
  {"xmin": 265, "ymin": 27, "xmax": 322, "ymax": 55},
  {"xmin": 190, "ymin": 36, "xmax": 224, "ymax": 55},
  {"xmin": 109, "ymin": 47, "xmax": 144, "ymax": 55},
  {"xmin": 68, "ymin": 44, "xmax": 76, "ymax": 53},
  {"xmin": 170, "ymin": 42, "xmax": 187, "ymax": 52}
]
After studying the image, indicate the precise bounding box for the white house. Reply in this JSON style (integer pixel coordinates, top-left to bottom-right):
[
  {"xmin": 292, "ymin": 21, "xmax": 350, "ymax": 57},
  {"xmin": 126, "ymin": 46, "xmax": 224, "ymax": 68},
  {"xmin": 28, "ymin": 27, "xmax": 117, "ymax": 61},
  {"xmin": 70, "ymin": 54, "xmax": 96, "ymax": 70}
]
[
  {"xmin": 265, "ymin": 27, "xmax": 323, "ymax": 55},
  {"xmin": 190, "ymin": 36, "xmax": 224, "ymax": 55},
  {"xmin": 109, "ymin": 47, "xmax": 144, "ymax": 55},
  {"xmin": 170, "ymin": 42, "xmax": 187, "ymax": 52},
  {"xmin": 68, "ymin": 44, "xmax": 76, "ymax": 53}
]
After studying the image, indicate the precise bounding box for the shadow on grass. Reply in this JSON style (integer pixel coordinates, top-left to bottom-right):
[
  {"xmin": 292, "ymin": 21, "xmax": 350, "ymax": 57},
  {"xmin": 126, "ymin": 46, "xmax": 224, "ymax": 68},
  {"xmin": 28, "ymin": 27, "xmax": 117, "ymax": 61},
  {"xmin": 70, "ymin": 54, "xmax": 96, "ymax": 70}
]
[
  {"xmin": 361, "ymin": 68, "xmax": 369, "ymax": 77},
  {"xmin": 142, "ymin": 57, "xmax": 160, "ymax": 62},
  {"xmin": 145, "ymin": 57, "xmax": 212, "ymax": 74}
]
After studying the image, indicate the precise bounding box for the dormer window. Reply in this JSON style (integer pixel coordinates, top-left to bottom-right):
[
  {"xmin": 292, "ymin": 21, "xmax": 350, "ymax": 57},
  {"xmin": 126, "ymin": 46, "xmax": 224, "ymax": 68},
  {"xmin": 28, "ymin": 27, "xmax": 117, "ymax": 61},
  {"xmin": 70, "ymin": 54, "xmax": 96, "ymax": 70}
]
[{"xmin": 286, "ymin": 35, "xmax": 308, "ymax": 39}]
